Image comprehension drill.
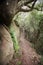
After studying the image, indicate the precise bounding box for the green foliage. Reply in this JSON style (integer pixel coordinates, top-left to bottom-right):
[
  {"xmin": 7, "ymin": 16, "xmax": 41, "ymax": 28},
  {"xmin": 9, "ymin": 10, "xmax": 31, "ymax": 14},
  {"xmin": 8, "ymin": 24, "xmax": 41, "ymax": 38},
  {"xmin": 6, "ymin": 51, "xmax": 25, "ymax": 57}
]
[
  {"xmin": 15, "ymin": 11, "xmax": 43, "ymax": 42},
  {"xmin": 38, "ymin": 56, "xmax": 43, "ymax": 65},
  {"xmin": 35, "ymin": 21, "xmax": 43, "ymax": 55},
  {"xmin": 9, "ymin": 24, "xmax": 19, "ymax": 53},
  {"xmin": 16, "ymin": 61, "xmax": 22, "ymax": 65},
  {"xmin": 40, "ymin": 56, "xmax": 43, "ymax": 65},
  {"xmin": 14, "ymin": 8, "xmax": 43, "ymax": 64}
]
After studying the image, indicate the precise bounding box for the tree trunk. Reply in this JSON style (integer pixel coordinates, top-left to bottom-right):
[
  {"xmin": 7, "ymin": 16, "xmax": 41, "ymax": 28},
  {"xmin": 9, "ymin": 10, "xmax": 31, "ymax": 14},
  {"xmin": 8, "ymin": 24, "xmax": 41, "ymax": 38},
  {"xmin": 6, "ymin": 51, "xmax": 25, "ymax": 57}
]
[{"xmin": 0, "ymin": 24, "xmax": 14, "ymax": 65}]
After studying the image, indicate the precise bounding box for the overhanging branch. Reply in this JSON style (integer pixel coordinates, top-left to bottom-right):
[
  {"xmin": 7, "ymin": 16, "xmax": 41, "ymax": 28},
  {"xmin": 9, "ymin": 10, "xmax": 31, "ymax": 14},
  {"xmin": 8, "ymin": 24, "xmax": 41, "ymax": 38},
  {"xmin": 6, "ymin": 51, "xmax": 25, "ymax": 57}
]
[
  {"xmin": 19, "ymin": 5, "xmax": 42, "ymax": 12},
  {"xmin": 16, "ymin": 0, "xmax": 37, "ymax": 12}
]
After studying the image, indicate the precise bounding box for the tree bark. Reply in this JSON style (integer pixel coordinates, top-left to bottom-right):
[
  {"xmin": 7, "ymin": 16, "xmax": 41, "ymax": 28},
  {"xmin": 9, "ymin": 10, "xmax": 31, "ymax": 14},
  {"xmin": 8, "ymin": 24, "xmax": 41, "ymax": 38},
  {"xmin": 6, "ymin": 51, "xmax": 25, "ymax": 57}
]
[{"xmin": 0, "ymin": 24, "xmax": 14, "ymax": 65}]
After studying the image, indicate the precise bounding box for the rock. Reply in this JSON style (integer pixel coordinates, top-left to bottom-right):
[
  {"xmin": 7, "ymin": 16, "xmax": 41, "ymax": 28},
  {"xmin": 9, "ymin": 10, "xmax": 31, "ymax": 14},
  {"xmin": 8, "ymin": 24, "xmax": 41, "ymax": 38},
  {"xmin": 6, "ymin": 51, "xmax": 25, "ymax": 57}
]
[{"xmin": 0, "ymin": 25, "xmax": 14, "ymax": 65}]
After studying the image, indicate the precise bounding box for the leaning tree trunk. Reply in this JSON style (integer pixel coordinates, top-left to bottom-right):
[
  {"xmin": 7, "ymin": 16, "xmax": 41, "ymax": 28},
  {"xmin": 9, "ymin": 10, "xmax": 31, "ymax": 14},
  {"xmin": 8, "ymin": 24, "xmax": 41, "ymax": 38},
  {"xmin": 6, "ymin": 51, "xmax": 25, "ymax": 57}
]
[
  {"xmin": 0, "ymin": 1, "xmax": 18, "ymax": 65},
  {"xmin": 0, "ymin": 25, "xmax": 14, "ymax": 65}
]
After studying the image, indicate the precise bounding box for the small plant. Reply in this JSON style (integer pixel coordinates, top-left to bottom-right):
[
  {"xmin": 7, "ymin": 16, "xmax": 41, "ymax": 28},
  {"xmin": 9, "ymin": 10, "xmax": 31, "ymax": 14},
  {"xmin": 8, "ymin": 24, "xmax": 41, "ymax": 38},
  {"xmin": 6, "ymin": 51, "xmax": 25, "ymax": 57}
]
[
  {"xmin": 16, "ymin": 61, "xmax": 22, "ymax": 65},
  {"xmin": 9, "ymin": 25, "xmax": 20, "ymax": 53}
]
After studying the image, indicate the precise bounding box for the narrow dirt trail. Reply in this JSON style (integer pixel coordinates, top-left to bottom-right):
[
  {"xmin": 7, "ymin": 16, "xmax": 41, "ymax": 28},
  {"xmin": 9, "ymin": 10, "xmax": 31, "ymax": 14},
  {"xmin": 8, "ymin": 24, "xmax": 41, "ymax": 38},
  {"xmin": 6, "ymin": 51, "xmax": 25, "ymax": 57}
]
[
  {"xmin": 19, "ymin": 34, "xmax": 40, "ymax": 65},
  {"xmin": 9, "ymin": 32, "xmax": 40, "ymax": 65}
]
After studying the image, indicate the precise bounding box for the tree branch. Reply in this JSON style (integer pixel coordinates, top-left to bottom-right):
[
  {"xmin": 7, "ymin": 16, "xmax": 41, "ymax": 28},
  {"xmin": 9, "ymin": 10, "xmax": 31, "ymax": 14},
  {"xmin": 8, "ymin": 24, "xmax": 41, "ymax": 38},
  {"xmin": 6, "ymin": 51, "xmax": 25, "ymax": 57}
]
[
  {"xmin": 19, "ymin": 5, "xmax": 42, "ymax": 12},
  {"xmin": 16, "ymin": 0, "xmax": 42, "ymax": 13},
  {"xmin": 16, "ymin": 0, "xmax": 37, "ymax": 13},
  {"xmin": 17, "ymin": 0, "xmax": 35, "ymax": 9}
]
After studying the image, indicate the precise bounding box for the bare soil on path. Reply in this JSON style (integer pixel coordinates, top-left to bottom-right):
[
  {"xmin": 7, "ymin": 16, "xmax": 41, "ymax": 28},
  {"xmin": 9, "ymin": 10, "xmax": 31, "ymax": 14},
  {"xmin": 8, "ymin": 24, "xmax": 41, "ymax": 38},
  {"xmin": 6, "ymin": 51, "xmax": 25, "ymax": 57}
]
[
  {"xmin": 19, "ymin": 35, "xmax": 40, "ymax": 65},
  {"xmin": 9, "ymin": 33, "xmax": 40, "ymax": 65}
]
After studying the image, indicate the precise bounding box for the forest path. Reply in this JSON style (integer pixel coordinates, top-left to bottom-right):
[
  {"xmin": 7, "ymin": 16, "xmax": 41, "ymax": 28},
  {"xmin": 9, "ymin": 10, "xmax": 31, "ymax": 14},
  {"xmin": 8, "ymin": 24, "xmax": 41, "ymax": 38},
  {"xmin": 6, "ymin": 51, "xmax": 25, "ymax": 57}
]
[
  {"xmin": 9, "ymin": 32, "xmax": 40, "ymax": 65},
  {"xmin": 19, "ymin": 34, "xmax": 40, "ymax": 65}
]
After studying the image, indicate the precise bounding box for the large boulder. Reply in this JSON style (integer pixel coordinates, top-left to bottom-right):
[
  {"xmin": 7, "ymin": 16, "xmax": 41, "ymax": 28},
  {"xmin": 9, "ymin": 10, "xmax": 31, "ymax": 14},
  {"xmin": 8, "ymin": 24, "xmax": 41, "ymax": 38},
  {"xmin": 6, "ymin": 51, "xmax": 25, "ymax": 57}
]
[{"xmin": 0, "ymin": 25, "xmax": 14, "ymax": 65}]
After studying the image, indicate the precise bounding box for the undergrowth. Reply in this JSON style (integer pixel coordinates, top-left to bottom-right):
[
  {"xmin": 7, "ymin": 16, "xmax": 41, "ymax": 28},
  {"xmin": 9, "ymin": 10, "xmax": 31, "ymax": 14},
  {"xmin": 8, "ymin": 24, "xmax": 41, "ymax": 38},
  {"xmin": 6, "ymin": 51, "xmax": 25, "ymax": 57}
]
[{"xmin": 9, "ymin": 24, "xmax": 20, "ymax": 53}]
